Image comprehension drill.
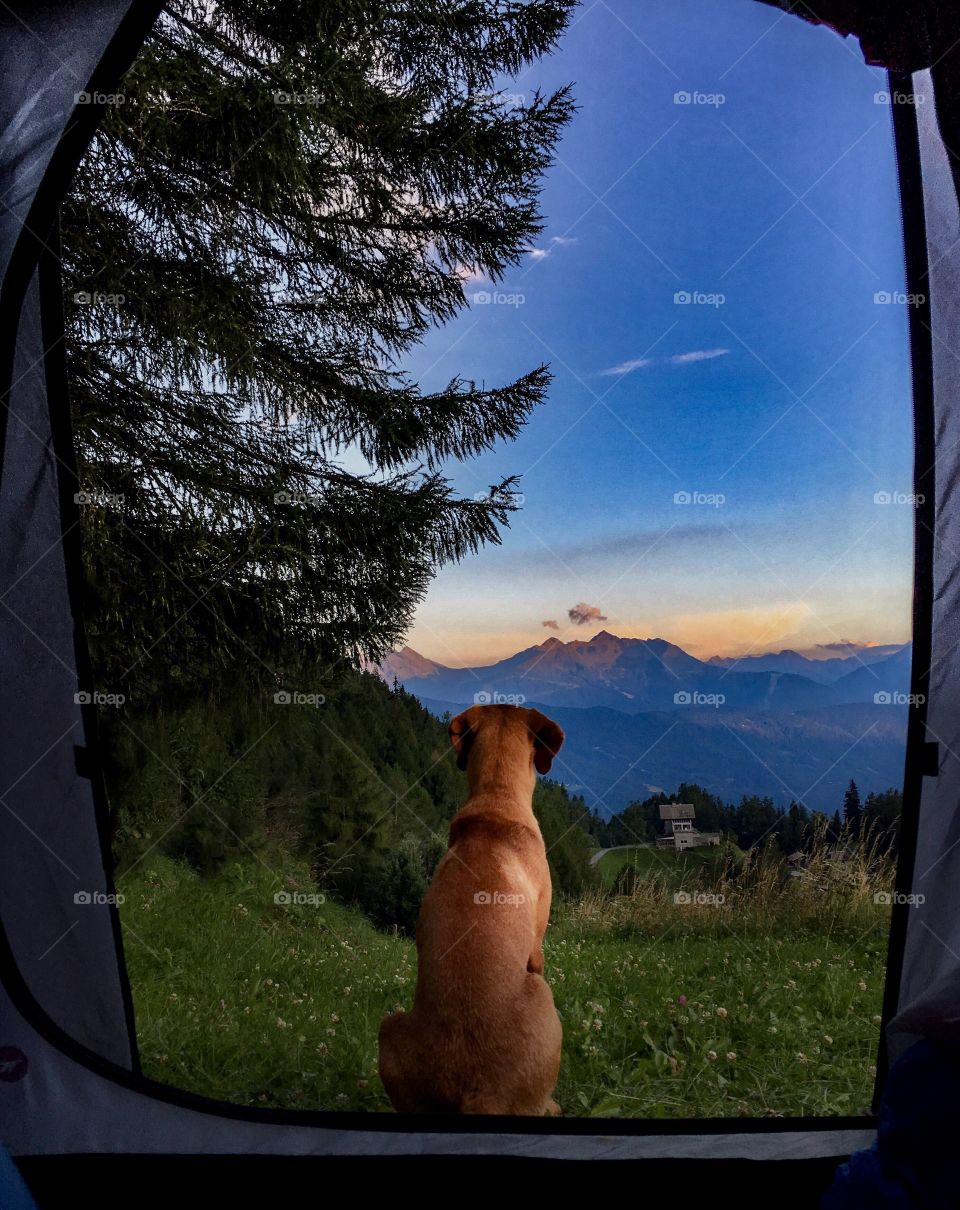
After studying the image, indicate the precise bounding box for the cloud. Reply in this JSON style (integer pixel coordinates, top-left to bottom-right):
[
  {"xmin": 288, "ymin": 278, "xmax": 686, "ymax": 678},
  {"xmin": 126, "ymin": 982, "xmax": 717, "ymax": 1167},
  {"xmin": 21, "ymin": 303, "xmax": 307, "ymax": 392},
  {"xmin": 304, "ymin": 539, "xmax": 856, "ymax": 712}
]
[
  {"xmin": 669, "ymin": 348, "xmax": 729, "ymax": 364},
  {"xmin": 568, "ymin": 602, "xmax": 608, "ymax": 626},
  {"xmin": 541, "ymin": 619, "xmax": 560, "ymax": 630},
  {"xmin": 602, "ymin": 357, "xmax": 653, "ymax": 376},
  {"xmin": 810, "ymin": 640, "xmax": 905, "ymax": 657},
  {"xmin": 454, "ymin": 264, "xmax": 486, "ymax": 283},
  {"xmin": 600, "ymin": 348, "xmax": 730, "ymax": 376},
  {"xmin": 528, "ymin": 236, "xmax": 577, "ymax": 261}
]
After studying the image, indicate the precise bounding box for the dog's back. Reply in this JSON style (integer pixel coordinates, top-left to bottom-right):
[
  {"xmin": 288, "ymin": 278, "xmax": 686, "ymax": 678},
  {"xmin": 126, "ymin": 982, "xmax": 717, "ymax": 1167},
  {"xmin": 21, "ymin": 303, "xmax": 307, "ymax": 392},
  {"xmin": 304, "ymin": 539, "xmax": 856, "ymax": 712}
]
[{"xmin": 378, "ymin": 705, "xmax": 564, "ymax": 1115}]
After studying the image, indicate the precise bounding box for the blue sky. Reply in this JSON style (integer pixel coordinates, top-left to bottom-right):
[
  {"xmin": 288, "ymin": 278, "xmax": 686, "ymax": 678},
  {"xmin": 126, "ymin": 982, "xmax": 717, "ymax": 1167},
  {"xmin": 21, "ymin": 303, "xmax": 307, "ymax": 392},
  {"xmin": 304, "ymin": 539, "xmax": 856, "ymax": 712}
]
[{"xmin": 402, "ymin": 0, "xmax": 914, "ymax": 667}]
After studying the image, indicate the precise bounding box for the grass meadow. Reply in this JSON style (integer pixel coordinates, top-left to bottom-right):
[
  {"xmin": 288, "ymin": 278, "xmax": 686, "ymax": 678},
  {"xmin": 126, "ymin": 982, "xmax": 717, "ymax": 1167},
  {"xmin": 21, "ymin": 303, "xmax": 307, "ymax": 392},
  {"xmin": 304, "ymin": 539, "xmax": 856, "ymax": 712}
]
[{"xmin": 119, "ymin": 836, "xmax": 890, "ymax": 1118}]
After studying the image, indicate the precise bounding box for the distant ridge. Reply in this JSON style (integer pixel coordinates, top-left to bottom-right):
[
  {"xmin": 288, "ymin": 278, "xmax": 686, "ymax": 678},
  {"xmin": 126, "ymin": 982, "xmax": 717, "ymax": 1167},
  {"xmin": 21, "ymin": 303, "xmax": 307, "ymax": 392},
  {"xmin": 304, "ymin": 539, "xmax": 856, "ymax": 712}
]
[
  {"xmin": 375, "ymin": 632, "xmax": 912, "ymax": 814},
  {"xmin": 375, "ymin": 631, "xmax": 910, "ymax": 715}
]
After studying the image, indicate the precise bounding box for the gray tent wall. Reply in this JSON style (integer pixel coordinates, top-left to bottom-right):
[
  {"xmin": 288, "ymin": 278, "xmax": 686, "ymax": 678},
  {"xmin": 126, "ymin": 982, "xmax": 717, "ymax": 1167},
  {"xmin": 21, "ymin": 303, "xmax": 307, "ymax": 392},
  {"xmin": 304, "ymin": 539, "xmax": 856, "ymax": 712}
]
[
  {"xmin": 885, "ymin": 67, "xmax": 960, "ymax": 1065},
  {"xmin": 0, "ymin": 0, "xmax": 952, "ymax": 1172}
]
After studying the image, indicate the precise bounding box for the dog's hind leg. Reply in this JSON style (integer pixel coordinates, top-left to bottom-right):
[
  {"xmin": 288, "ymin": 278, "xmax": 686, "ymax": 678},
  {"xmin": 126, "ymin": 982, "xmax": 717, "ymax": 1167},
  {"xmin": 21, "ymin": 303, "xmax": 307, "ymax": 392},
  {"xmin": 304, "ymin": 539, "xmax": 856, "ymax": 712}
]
[{"xmin": 378, "ymin": 1010, "xmax": 423, "ymax": 1113}]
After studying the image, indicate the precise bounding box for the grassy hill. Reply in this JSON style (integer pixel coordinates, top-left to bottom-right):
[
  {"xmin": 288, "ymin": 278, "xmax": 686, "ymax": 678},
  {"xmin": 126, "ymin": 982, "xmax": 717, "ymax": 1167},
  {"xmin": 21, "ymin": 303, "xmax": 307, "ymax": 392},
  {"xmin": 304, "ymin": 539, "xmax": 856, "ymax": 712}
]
[{"xmin": 120, "ymin": 848, "xmax": 887, "ymax": 1118}]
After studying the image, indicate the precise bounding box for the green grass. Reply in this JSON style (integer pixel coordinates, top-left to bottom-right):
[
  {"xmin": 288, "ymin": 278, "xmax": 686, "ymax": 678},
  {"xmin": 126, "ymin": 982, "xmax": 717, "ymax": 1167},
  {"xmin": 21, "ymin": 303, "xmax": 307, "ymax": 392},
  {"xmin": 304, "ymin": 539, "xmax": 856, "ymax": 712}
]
[
  {"xmin": 119, "ymin": 849, "xmax": 887, "ymax": 1118},
  {"xmin": 593, "ymin": 843, "xmax": 740, "ymax": 890}
]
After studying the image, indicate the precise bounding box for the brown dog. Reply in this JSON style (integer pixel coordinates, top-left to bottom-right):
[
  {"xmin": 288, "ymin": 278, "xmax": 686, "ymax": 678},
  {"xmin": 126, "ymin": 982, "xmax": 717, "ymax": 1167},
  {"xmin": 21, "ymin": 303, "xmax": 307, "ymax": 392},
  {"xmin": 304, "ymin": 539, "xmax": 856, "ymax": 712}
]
[{"xmin": 378, "ymin": 703, "xmax": 564, "ymax": 1115}]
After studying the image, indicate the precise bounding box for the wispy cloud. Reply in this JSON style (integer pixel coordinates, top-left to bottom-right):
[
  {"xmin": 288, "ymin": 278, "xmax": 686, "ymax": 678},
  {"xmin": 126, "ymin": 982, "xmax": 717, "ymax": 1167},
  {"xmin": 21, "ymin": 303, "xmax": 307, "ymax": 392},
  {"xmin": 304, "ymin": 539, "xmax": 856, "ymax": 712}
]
[
  {"xmin": 541, "ymin": 619, "xmax": 560, "ymax": 630},
  {"xmin": 602, "ymin": 357, "xmax": 653, "ymax": 375},
  {"xmin": 601, "ymin": 347, "xmax": 730, "ymax": 376},
  {"xmin": 670, "ymin": 348, "xmax": 729, "ymax": 364}
]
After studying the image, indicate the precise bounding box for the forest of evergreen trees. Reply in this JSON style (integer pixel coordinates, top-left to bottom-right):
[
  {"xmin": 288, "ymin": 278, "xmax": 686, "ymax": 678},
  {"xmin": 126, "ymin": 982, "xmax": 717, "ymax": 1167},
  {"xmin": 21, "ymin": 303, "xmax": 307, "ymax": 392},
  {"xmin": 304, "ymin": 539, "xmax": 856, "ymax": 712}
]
[
  {"xmin": 103, "ymin": 670, "xmax": 598, "ymax": 933},
  {"xmin": 583, "ymin": 779, "xmax": 902, "ymax": 856}
]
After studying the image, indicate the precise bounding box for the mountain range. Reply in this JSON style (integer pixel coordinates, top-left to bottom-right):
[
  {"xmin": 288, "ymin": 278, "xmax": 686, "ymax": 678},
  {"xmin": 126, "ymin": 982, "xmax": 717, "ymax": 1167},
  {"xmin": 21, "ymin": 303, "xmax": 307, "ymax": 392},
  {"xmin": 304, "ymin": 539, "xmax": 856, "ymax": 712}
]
[
  {"xmin": 379, "ymin": 631, "xmax": 911, "ymax": 715},
  {"xmin": 377, "ymin": 632, "xmax": 912, "ymax": 816}
]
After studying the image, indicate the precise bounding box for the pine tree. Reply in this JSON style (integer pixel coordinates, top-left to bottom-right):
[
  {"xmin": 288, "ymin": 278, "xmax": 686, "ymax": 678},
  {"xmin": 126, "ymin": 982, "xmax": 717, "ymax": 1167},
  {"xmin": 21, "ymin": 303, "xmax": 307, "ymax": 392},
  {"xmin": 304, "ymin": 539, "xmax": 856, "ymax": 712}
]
[
  {"xmin": 842, "ymin": 778, "xmax": 863, "ymax": 839},
  {"xmin": 63, "ymin": 0, "xmax": 576, "ymax": 699}
]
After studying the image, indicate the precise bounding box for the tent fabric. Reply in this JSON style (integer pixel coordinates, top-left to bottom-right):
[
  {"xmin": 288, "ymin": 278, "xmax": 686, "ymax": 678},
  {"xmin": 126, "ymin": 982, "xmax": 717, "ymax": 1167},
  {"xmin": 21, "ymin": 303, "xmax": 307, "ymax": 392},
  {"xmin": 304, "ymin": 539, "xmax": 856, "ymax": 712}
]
[
  {"xmin": 885, "ymin": 67, "xmax": 960, "ymax": 1064},
  {"xmin": 0, "ymin": 1, "xmax": 150, "ymax": 1070},
  {"xmin": 756, "ymin": 0, "xmax": 931, "ymax": 71},
  {"xmin": 822, "ymin": 1039, "xmax": 960, "ymax": 1209},
  {"xmin": 0, "ymin": 0, "xmax": 956, "ymax": 1174}
]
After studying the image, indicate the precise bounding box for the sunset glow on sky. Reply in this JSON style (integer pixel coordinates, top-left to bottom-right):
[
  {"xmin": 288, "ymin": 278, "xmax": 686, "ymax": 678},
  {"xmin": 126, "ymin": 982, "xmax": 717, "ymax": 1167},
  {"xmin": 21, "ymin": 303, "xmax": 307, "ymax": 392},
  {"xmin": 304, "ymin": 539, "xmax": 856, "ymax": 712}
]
[{"xmin": 400, "ymin": 0, "xmax": 914, "ymax": 668}]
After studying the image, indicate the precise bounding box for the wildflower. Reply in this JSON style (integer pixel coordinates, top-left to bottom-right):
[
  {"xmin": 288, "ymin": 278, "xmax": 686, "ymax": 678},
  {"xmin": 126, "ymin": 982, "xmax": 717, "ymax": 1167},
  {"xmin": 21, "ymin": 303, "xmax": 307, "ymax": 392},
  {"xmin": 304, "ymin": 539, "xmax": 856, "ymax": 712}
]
[
  {"xmin": 276, "ymin": 1018, "xmax": 288, "ymax": 1029},
  {"xmin": 823, "ymin": 1035, "xmax": 833, "ymax": 1045},
  {"xmin": 726, "ymin": 1052, "xmax": 737, "ymax": 1062},
  {"xmin": 707, "ymin": 1050, "xmax": 718, "ymax": 1061},
  {"xmin": 716, "ymin": 1007, "xmax": 728, "ymax": 1019},
  {"xmin": 857, "ymin": 980, "xmax": 867, "ymax": 992},
  {"xmin": 796, "ymin": 1052, "xmax": 808, "ymax": 1063},
  {"xmin": 677, "ymin": 995, "xmax": 687, "ymax": 1006}
]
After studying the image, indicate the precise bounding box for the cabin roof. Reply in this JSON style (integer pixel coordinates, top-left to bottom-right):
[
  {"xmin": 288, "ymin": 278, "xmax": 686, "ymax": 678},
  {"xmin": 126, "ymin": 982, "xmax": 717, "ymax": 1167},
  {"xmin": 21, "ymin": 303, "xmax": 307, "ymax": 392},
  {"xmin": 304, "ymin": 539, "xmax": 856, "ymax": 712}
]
[{"xmin": 659, "ymin": 802, "xmax": 696, "ymax": 820}]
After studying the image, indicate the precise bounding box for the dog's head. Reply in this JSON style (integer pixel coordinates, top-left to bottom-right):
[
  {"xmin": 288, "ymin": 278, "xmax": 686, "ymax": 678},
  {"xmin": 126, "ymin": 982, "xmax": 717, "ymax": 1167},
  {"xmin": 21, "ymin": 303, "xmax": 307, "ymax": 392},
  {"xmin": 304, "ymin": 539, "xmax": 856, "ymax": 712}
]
[{"xmin": 448, "ymin": 705, "xmax": 565, "ymax": 777}]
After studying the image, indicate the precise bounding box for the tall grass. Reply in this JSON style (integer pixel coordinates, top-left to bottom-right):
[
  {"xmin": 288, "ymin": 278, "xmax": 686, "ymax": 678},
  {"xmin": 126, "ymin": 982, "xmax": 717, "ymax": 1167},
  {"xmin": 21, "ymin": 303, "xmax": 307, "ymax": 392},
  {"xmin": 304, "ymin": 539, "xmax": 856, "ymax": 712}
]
[{"xmin": 572, "ymin": 825, "xmax": 896, "ymax": 940}]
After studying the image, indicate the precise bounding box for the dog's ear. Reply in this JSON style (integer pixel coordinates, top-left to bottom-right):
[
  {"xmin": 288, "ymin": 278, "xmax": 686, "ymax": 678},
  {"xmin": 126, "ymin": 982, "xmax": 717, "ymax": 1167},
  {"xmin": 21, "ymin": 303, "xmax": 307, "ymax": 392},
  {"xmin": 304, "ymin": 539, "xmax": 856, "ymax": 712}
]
[
  {"xmin": 527, "ymin": 709, "xmax": 564, "ymax": 775},
  {"xmin": 449, "ymin": 710, "xmax": 474, "ymax": 772}
]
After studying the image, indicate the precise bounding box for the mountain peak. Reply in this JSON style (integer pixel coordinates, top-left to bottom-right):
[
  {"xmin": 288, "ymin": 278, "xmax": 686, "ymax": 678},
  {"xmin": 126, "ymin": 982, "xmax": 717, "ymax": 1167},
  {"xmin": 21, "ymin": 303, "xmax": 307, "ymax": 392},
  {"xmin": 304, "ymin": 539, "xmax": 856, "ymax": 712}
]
[
  {"xmin": 540, "ymin": 636, "xmax": 564, "ymax": 650},
  {"xmin": 590, "ymin": 629, "xmax": 619, "ymax": 643}
]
